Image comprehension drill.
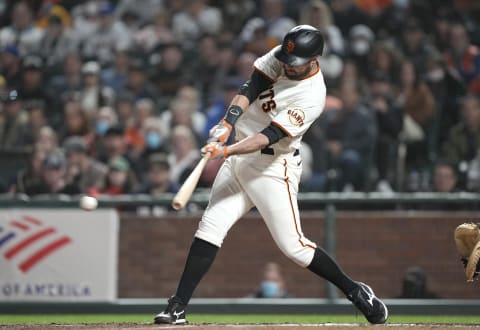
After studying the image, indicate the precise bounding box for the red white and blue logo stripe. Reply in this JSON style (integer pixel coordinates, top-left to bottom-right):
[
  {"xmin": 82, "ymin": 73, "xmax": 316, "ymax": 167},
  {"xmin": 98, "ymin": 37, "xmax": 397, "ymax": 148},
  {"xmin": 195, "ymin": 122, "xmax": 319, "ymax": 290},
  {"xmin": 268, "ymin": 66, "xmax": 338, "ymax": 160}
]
[{"xmin": 0, "ymin": 215, "xmax": 72, "ymax": 273}]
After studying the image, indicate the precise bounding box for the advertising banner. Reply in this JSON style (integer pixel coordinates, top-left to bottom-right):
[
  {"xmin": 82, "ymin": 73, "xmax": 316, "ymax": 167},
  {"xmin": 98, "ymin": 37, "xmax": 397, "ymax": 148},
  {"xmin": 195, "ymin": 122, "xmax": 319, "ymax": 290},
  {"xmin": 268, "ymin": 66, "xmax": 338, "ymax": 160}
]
[{"xmin": 0, "ymin": 208, "xmax": 118, "ymax": 302}]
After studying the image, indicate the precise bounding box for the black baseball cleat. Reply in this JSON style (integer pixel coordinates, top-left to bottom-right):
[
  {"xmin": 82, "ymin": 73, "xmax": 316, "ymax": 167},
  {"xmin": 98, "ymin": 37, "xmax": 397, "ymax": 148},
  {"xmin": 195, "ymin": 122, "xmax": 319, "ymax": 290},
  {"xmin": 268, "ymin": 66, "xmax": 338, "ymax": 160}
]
[
  {"xmin": 347, "ymin": 282, "xmax": 388, "ymax": 324},
  {"xmin": 154, "ymin": 295, "xmax": 187, "ymax": 325}
]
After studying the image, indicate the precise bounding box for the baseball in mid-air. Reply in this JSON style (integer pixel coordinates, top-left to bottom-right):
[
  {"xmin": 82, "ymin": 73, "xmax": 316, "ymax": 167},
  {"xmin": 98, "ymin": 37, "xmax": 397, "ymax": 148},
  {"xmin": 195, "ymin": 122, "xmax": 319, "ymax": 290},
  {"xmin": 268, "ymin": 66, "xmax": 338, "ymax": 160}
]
[{"xmin": 79, "ymin": 195, "xmax": 98, "ymax": 211}]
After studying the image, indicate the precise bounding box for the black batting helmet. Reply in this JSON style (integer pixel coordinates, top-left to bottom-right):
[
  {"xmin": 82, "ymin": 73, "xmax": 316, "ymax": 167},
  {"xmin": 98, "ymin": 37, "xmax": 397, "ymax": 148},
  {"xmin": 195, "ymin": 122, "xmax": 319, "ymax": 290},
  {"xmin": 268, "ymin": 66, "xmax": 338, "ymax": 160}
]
[{"xmin": 274, "ymin": 25, "xmax": 324, "ymax": 66}]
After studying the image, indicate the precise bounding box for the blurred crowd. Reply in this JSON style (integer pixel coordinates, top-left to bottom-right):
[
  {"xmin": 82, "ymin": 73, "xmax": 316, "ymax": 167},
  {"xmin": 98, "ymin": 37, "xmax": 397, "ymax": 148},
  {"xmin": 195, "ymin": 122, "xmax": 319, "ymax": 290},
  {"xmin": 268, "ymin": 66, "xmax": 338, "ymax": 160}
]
[{"xmin": 0, "ymin": 0, "xmax": 479, "ymax": 204}]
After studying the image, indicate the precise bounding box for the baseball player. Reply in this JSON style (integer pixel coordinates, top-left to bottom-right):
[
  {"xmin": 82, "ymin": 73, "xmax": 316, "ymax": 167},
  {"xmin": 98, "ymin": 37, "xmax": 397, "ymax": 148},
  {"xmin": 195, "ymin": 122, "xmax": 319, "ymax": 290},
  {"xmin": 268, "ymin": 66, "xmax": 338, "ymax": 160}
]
[{"xmin": 154, "ymin": 25, "xmax": 388, "ymax": 325}]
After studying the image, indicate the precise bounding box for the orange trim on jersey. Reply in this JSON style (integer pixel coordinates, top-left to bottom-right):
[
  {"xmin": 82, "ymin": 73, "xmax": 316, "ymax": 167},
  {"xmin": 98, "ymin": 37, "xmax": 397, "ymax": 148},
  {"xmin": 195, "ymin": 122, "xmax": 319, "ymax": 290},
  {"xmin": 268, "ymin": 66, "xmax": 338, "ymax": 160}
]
[
  {"xmin": 282, "ymin": 159, "xmax": 316, "ymax": 250},
  {"xmin": 300, "ymin": 60, "xmax": 320, "ymax": 81},
  {"xmin": 253, "ymin": 66, "xmax": 275, "ymax": 83},
  {"xmin": 271, "ymin": 121, "xmax": 292, "ymax": 137}
]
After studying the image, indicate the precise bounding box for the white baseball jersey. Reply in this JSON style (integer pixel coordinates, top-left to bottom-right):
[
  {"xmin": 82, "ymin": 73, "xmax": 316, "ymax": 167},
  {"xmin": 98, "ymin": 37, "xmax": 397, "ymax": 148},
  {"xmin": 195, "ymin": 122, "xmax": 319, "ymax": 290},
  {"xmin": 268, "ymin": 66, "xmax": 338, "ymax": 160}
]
[
  {"xmin": 235, "ymin": 45, "xmax": 326, "ymax": 154},
  {"xmin": 196, "ymin": 45, "xmax": 327, "ymax": 268}
]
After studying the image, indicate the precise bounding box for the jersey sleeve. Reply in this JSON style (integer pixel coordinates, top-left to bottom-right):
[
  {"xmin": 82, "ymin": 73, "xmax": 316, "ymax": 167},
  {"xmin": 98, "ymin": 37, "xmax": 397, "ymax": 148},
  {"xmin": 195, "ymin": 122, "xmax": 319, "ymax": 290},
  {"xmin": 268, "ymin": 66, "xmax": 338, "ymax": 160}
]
[
  {"xmin": 253, "ymin": 45, "xmax": 283, "ymax": 81},
  {"xmin": 271, "ymin": 102, "xmax": 325, "ymax": 138}
]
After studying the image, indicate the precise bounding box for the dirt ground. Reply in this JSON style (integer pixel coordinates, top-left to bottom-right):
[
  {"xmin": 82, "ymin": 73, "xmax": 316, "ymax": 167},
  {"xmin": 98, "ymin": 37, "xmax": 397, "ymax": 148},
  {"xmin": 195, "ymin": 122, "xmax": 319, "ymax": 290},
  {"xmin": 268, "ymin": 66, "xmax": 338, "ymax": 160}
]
[{"xmin": 2, "ymin": 324, "xmax": 480, "ymax": 330}]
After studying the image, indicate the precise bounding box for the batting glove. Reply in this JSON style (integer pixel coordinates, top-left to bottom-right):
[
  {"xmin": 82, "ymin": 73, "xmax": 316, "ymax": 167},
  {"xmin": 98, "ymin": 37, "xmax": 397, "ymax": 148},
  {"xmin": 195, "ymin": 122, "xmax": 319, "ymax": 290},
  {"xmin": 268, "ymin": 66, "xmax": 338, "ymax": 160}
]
[
  {"xmin": 208, "ymin": 119, "xmax": 232, "ymax": 144},
  {"xmin": 201, "ymin": 142, "xmax": 229, "ymax": 159}
]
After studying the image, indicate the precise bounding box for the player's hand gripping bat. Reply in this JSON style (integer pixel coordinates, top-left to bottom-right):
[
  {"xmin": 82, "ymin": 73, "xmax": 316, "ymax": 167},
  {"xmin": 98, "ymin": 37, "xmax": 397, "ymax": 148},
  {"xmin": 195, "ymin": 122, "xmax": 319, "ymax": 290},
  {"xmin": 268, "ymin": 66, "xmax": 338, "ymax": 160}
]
[{"xmin": 171, "ymin": 152, "xmax": 211, "ymax": 210}]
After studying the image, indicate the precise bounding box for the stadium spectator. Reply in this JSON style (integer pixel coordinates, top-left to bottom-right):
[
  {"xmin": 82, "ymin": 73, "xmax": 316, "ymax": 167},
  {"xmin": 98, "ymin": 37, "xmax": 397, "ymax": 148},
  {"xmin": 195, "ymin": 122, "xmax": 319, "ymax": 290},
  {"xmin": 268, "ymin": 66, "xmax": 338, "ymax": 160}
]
[
  {"xmin": 100, "ymin": 155, "xmax": 137, "ymax": 195},
  {"xmin": 137, "ymin": 117, "xmax": 168, "ymax": 177},
  {"xmin": 101, "ymin": 47, "xmax": 131, "ymax": 93},
  {"xmin": 34, "ymin": 126, "xmax": 58, "ymax": 153},
  {"xmin": 252, "ymin": 262, "xmax": 291, "ymax": 298},
  {"xmin": 397, "ymin": 266, "xmax": 439, "ymax": 299},
  {"xmin": 440, "ymin": 95, "xmax": 480, "ymax": 191},
  {"xmin": 397, "ymin": 60, "xmax": 435, "ymax": 182},
  {"xmin": 167, "ymin": 125, "xmax": 200, "ymax": 190},
  {"xmin": 445, "ymin": 21, "xmax": 480, "ymax": 96},
  {"xmin": 150, "ymin": 42, "xmax": 189, "ymax": 109},
  {"xmin": 0, "ymin": 45, "xmax": 21, "ymax": 88},
  {"xmin": 9, "ymin": 144, "xmax": 46, "ymax": 194},
  {"xmin": 330, "ymin": 0, "xmax": 368, "ymax": 38},
  {"xmin": 79, "ymin": 60, "xmax": 116, "ymax": 116},
  {"xmin": 316, "ymin": 80, "xmax": 377, "ymax": 192},
  {"xmin": 24, "ymin": 148, "xmax": 80, "ymax": 195},
  {"xmin": 63, "ymin": 135, "xmax": 108, "ymax": 194},
  {"xmin": 432, "ymin": 162, "xmax": 460, "ymax": 193},
  {"xmin": 0, "ymin": 89, "xmax": 29, "ymax": 148},
  {"xmin": 81, "ymin": 1, "xmax": 132, "ymax": 65},
  {"xmin": 38, "ymin": 13, "xmax": 79, "ymax": 69},
  {"xmin": 368, "ymin": 40, "xmax": 403, "ymax": 85},
  {"xmin": 368, "ymin": 71, "xmax": 403, "ymax": 193},
  {"xmin": 59, "ymin": 98, "xmax": 93, "ymax": 143},
  {"xmin": 18, "ymin": 55, "xmax": 51, "ymax": 109},
  {"xmin": 133, "ymin": 10, "xmax": 175, "ymax": 52},
  {"xmin": 135, "ymin": 153, "xmax": 175, "ymax": 216},
  {"xmin": 170, "ymin": 0, "xmax": 222, "ymax": 48},
  {"xmin": 0, "ymin": 2, "xmax": 44, "ymax": 56},
  {"xmin": 122, "ymin": 57, "xmax": 157, "ymax": 103}
]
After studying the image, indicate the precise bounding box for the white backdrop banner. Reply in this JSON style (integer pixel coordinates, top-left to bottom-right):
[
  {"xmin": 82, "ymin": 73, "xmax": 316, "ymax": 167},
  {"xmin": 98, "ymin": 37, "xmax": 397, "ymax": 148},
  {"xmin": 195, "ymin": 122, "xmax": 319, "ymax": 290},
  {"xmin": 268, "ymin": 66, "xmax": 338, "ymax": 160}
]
[{"xmin": 0, "ymin": 208, "xmax": 118, "ymax": 302}]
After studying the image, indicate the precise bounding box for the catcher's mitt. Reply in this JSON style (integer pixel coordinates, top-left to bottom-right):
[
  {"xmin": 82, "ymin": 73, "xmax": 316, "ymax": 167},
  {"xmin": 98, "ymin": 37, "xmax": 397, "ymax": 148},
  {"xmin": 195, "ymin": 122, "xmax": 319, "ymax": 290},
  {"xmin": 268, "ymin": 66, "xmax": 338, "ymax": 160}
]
[{"xmin": 454, "ymin": 222, "xmax": 480, "ymax": 281}]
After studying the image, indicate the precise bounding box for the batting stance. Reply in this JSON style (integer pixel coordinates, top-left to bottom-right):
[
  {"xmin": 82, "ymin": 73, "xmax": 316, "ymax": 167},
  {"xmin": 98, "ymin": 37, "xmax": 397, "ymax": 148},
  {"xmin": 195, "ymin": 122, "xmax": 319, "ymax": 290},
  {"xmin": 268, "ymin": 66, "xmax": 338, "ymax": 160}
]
[{"xmin": 154, "ymin": 25, "xmax": 388, "ymax": 325}]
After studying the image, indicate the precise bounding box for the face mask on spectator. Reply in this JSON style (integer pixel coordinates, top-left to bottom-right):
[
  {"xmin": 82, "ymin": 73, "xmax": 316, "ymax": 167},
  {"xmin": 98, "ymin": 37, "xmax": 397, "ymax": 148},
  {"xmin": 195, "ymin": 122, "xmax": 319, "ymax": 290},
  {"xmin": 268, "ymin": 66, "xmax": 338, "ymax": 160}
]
[
  {"xmin": 426, "ymin": 68, "xmax": 445, "ymax": 82},
  {"xmin": 260, "ymin": 281, "xmax": 281, "ymax": 298},
  {"xmin": 96, "ymin": 119, "xmax": 110, "ymax": 136},
  {"xmin": 146, "ymin": 131, "xmax": 162, "ymax": 149},
  {"xmin": 351, "ymin": 40, "xmax": 370, "ymax": 56}
]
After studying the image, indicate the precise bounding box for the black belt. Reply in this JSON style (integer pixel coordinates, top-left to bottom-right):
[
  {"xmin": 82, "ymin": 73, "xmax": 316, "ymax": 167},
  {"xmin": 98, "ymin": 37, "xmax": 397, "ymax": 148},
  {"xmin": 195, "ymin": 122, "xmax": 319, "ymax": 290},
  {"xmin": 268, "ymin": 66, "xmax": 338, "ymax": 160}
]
[{"xmin": 261, "ymin": 147, "xmax": 299, "ymax": 156}]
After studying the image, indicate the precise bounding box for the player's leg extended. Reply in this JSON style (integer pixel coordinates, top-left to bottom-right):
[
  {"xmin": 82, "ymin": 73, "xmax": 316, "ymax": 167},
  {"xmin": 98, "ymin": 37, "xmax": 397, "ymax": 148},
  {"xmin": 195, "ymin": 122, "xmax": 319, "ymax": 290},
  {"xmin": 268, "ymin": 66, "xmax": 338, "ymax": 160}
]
[
  {"xmin": 155, "ymin": 158, "xmax": 253, "ymax": 325},
  {"xmin": 243, "ymin": 158, "xmax": 387, "ymax": 324}
]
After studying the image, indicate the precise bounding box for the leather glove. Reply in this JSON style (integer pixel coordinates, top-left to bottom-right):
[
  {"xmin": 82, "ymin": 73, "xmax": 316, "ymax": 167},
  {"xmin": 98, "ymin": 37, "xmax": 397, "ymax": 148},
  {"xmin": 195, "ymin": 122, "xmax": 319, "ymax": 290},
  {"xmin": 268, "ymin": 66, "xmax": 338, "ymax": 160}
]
[
  {"xmin": 208, "ymin": 119, "xmax": 232, "ymax": 144},
  {"xmin": 201, "ymin": 142, "xmax": 228, "ymax": 159},
  {"xmin": 454, "ymin": 222, "xmax": 480, "ymax": 281}
]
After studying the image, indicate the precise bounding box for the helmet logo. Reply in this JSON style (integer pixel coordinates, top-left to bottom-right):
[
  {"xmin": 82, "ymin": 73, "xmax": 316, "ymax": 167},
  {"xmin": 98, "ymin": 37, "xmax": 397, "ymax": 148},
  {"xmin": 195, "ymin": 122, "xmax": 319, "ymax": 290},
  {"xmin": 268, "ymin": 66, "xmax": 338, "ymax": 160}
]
[{"xmin": 286, "ymin": 40, "xmax": 295, "ymax": 53}]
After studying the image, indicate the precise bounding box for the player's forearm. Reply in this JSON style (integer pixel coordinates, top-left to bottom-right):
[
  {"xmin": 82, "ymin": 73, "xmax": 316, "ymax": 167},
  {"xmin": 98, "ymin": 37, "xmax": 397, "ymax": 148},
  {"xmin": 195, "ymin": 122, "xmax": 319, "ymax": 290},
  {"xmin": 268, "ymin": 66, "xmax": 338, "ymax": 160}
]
[
  {"xmin": 229, "ymin": 94, "xmax": 250, "ymax": 112},
  {"xmin": 226, "ymin": 133, "xmax": 269, "ymax": 156}
]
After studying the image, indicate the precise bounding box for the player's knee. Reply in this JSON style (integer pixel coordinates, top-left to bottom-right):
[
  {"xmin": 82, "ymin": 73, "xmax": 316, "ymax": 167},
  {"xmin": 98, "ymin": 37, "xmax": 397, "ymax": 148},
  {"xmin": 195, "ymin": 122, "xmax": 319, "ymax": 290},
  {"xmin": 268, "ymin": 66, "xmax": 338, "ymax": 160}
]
[{"xmin": 280, "ymin": 245, "xmax": 316, "ymax": 268}]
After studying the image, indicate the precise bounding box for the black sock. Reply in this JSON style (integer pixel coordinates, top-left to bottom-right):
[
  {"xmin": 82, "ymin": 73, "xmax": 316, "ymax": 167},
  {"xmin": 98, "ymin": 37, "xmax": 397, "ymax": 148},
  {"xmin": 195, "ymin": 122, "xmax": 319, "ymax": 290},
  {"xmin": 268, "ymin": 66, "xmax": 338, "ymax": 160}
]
[
  {"xmin": 175, "ymin": 238, "xmax": 218, "ymax": 305},
  {"xmin": 307, "ymin": 247, "xmax": 358, "ymax": 296}
]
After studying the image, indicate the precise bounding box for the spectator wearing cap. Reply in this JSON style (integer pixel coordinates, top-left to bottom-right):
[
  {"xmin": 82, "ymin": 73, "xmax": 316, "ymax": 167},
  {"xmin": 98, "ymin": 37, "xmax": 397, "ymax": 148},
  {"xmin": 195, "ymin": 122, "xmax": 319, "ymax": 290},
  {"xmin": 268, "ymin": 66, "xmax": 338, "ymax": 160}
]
[
  {"xmin": 38, "ymin": 14, "xmax": 79, "ymax": 69},
  {"xmin": 63, "ymin": 135, "xmax": 108, "ymax": 194},
  {"xmin": 80, "ymin": 60, "xmax": 116, "ymax": 115},
  {"xmin": 0, "ymin": 89, "xmax": 29, "ymax": 148},
  {"xmin": 445, "ymin": 22, "xmax": 480, "ymax": 96},
  {"xmin": 0, "ymin": 45, "xmax": 21, "ymax": 88},
  {"xmin": 97, "ymin": 125, "xmax": 139, "ymax": 177},
  {"xmin": 24, "ymin": 149, "xmax": 80, "ymax": 195},
  {"xmin": 101, "ymin": 156, "xmax": 137, "ymax": 195},
  {"xmin": 0, "ymin": 2, "xmax": 44, "ymax": 55},
  {"xmin": 18, "ymin": 55, "xmax": 52, "ymax": 108},
  {"xmin": 135, "ymin": 152, "xmax": 175, "ymax": 216},
  {"xmin": 81, "ymin": 1, "xmax": 132, "ymax": 65}
]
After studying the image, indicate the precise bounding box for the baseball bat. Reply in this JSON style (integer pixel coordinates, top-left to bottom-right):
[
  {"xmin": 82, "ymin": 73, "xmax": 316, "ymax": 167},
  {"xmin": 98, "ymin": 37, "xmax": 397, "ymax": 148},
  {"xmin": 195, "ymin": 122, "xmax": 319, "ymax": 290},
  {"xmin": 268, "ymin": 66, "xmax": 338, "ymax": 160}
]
[{"xmin": 171, "ymin": 152, "xmax": 211, "ymax": 210}]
